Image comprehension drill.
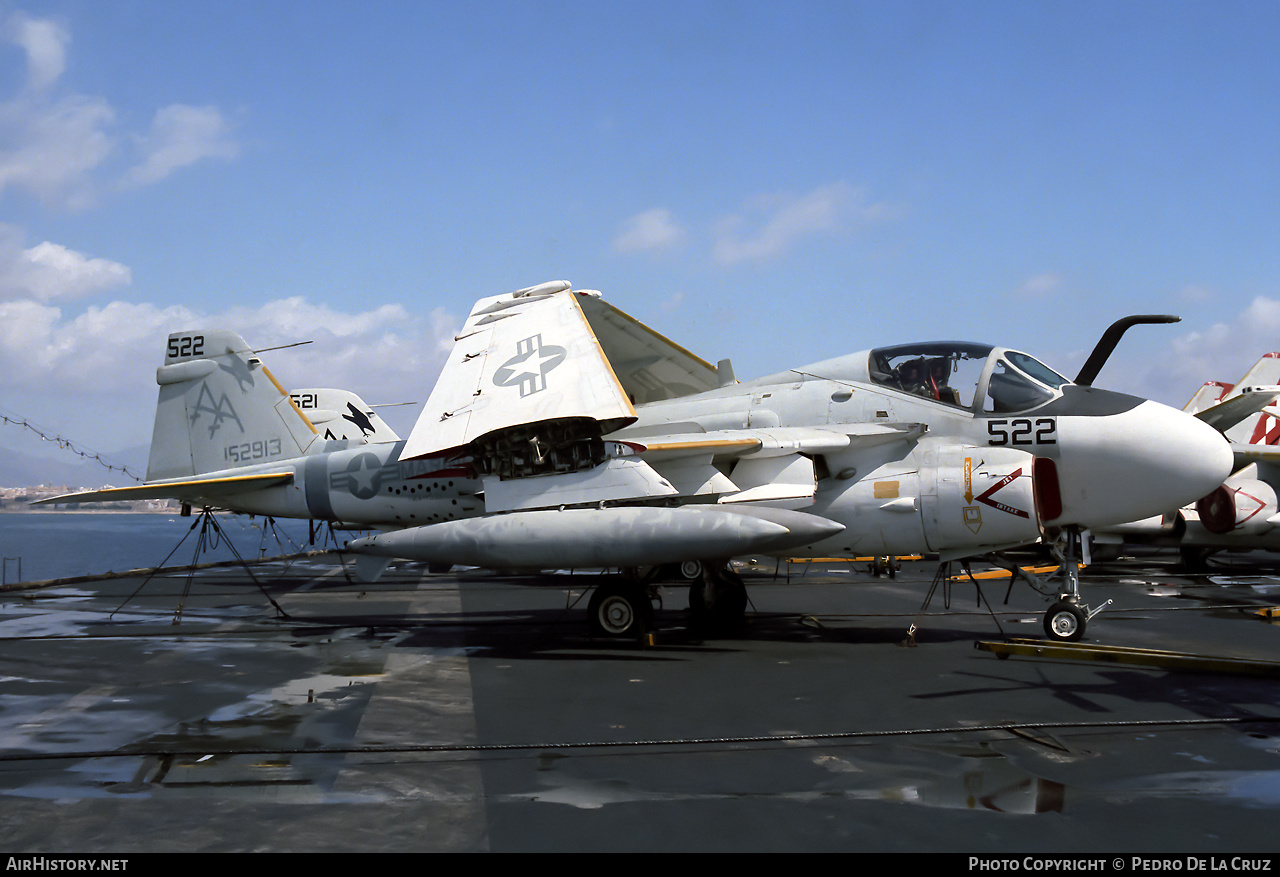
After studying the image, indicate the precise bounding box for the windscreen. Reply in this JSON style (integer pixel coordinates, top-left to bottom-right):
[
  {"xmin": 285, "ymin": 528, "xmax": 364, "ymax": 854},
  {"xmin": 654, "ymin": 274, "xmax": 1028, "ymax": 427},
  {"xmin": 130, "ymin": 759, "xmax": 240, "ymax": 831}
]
[
  {"xmin": 983, "ymin": 352, "xmax": 1070, "ymax": 413},
  {"xmin": 869, "ymin": 343, "xmax": 992, "ymax": 409}
]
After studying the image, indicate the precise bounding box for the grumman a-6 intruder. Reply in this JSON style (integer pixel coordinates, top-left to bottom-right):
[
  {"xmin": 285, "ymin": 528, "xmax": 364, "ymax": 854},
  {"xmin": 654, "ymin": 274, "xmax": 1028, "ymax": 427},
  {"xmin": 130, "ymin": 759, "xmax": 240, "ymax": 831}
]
[
  {"xmin": 345, "ymin": 286, "xmax": 1235, "ymax": 641},
  {"xmin": 43, "ymin": 282, "xmax": 1235, "ymax": 641}
]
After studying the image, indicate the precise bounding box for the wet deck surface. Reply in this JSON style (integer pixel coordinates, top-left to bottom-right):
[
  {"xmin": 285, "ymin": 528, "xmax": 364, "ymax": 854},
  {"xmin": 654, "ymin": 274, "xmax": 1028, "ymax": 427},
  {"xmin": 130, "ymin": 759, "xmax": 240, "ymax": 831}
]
[{"xmin": 2, "ymin": 552, "xmax": 1280, "ymax": 852}]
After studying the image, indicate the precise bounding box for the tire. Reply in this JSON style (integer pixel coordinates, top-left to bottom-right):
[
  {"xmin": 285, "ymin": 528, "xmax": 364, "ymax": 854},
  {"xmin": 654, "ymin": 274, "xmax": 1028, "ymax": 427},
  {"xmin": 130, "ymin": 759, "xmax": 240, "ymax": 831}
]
[
  {"xmin": 679, "ymin": 560, "xmax": 703, "ymax": 581},
  {"xmin": 688, "ymin": 568, "xmax": 747, "ymax": 633},
  {"xmin": 588, "ymin": 582, "xmax": 652, "ymax": 638},
  {"xmin": 1043, "ymin": 600, "xmax": 1086, "ymax": 642}
]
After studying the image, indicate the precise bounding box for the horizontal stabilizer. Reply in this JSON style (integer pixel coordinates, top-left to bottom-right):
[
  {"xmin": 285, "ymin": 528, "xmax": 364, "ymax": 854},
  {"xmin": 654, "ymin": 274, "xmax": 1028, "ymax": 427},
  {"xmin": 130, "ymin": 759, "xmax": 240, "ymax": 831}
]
[{"xmin": 33, "ymin": 471, "xmax": 294, "ymax": 505}]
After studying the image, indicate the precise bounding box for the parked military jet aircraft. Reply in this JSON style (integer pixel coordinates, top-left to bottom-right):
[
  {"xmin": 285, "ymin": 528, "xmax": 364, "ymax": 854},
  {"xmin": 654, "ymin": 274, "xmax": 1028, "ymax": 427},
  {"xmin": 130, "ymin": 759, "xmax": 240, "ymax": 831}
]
[
  {"xmin": 36, "ymin": 322, "xmax": 837, "ymax": 587},
  {"xmin": 41, "ymin": 282, "xmax": 1235, "ymax": 641},
  {"xmin": 346, "ymin": 282, "xmax": 1233, "ymax": 640},
  {"xmin": 1090, "ymin": 353, "xmax": 1280, "ymax": 564}
]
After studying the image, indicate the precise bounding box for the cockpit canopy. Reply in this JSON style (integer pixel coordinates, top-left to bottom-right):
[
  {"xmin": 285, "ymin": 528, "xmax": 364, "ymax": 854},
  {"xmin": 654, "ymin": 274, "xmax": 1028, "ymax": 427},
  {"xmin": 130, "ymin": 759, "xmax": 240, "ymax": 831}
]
[{"xmin": 869, "ymin": 342, "xmax": 1072, "ymax": 414}]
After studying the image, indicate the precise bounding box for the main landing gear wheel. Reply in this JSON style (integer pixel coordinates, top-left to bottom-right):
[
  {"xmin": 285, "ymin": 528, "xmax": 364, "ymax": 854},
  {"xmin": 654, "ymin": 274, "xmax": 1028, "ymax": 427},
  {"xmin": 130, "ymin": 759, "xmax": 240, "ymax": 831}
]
[
  {"xmin": 588, "ymin": 580, "xmax": 654, "ymax": 638},
  {"xmin": 1179, "ymin": 546, "xmax": 1215, "ymax": 572},
  {"xmin": 871, "ymin": 556, "xmax": 899, "ymax": 579},
  {"xmin": 678, "ymin": 560, "xmax": 704, "ymax": 581},
  {"xmin": 1043, "ymin": 600, "xmax": 1086, "ymax": 642}
]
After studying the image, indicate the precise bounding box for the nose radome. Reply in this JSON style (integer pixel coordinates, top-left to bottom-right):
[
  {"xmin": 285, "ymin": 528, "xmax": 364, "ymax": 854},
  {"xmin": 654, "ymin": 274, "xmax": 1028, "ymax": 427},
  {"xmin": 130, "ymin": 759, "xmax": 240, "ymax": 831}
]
[
  {"xmin": 1052, "ymin": 398, "xmax": 1234, "ymax": 529},
  {"xmin": 1158, "ymin": 401, "xmax": 1236, "ymax": 494}
]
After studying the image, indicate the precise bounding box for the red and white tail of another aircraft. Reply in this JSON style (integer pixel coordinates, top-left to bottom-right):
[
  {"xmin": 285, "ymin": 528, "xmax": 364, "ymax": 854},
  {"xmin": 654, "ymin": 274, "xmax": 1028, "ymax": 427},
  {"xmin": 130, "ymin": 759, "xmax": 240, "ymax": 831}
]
[
  {"xmin": 1182, "ymin": 380, "xmax": 1233, "ymax": 416},
  {"xmin": 1188, "ymin": 352, "xmax": 1280, "ymax": 447},
  {"xmin": 1183, "ymin": 354, "xmax": 1280, "ymax": 554}
]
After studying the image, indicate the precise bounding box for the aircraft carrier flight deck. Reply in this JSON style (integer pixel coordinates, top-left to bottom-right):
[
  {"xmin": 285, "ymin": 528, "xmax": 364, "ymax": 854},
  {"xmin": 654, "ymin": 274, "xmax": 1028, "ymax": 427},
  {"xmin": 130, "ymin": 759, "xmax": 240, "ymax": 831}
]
[{"xmin": 1, "ymin": 551, "xmax": 1279, "ymax": 853}]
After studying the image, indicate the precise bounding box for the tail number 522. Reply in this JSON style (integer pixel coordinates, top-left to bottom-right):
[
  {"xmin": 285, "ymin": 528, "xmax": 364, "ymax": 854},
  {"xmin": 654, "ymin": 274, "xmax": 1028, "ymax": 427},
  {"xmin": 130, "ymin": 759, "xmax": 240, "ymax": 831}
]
[
  {"xmin": 987, "ymin": 417, "xmax": 1057, "ymax": 446},
  {"xmin": 167, "ymin": 334, "xmax": 204, "ymax": 359}
]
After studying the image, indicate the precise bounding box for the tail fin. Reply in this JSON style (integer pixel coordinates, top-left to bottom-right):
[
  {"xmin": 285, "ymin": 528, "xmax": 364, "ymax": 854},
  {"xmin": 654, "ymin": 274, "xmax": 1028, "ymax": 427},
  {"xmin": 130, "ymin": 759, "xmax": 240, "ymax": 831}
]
[
  {"xmin": 289, "ymin": 388, "xmax": 401, "ymax": 443},
  {"xmin": 1211, "ymin": 353, "xmax": 1280, "ymax": 445},
  {"xmin": 1183, "ymin": 381, "xmax": 1233, "ymax": 415},
  {"xmin": 1230, "ymin": 352, "xmax": 1280, "ymax": 389},
  {"xmin": 146, "ymin": 330, "xmax": 319, "ymax": 480}
]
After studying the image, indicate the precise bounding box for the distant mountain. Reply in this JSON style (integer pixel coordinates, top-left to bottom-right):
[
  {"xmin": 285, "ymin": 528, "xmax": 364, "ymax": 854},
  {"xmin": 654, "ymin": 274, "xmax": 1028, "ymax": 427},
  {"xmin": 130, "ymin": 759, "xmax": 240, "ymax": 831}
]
[{"xmin": 0, "ymin": 445, "xmax": 148, "ymax": 489}]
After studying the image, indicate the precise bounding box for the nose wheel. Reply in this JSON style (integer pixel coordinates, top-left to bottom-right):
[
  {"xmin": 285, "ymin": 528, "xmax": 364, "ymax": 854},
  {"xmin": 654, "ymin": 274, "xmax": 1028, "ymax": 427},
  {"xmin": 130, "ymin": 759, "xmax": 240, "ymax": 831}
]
[{"xmin": 1043, "ymin": 599, "xmax": 1086, "ymax": 642}]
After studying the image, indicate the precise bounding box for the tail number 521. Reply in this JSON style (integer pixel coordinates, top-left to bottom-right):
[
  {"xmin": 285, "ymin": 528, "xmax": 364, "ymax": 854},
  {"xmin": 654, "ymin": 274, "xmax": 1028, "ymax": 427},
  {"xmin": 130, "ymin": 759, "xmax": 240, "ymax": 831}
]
[{"xmin": 987, "ymin": 417, "xmax": 1057, "ymax": 446}]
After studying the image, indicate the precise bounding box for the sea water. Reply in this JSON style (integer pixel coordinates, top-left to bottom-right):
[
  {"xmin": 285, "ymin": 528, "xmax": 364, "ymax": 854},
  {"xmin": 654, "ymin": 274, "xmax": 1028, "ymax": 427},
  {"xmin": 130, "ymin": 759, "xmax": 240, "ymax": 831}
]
[{"xmin": 0, "ymin": 513, "xmax": 331, "ymax": 584}]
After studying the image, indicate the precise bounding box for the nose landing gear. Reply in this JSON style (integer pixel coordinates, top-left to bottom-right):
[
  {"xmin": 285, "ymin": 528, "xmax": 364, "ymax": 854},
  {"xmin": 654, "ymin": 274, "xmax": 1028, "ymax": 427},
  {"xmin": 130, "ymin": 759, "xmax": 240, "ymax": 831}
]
[{"xmin": 1039, "ymin": 528, "xmax": 1110, "ymax": 642}]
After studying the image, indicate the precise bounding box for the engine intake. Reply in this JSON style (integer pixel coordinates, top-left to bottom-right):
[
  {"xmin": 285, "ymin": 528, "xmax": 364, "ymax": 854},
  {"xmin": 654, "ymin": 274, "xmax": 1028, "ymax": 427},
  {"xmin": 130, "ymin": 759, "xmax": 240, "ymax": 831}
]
[{"xmin": 1196, "ymin": 478, "xmax": 1279, "ymax": 535}]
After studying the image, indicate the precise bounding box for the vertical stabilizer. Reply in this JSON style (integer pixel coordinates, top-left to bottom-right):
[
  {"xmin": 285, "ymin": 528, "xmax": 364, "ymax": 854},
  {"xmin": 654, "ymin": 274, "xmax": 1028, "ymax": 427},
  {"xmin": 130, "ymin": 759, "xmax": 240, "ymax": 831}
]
[
  {"xmin": 146, "ymin": 330, "xmax": 319, "ymax": 480},
  {"xmin": 1183, "ymin": 381, "xmax": 1232, "ymax": 415},
  {"xmin": 1217, "ymin": 353, "xmax": 1280, "ymax": 445},
  {"xmin": 289, "ymin": 388, "xmax": 401, "ymax": 443}
]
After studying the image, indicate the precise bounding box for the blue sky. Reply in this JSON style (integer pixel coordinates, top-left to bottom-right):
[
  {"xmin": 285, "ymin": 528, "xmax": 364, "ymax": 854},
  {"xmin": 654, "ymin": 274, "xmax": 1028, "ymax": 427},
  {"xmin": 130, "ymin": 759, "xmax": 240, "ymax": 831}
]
[{"xmin": 2, "ymin": 1, "xmax": 1280, "ymax": 482}]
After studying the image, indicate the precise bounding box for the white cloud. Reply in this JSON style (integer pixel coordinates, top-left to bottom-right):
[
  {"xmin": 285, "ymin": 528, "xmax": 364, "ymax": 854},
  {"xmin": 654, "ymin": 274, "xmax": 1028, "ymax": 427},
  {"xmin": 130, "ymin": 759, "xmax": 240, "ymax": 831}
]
[
  {"xmin": 1111, "ymin": 296, "xmax": 1280, "ymax": 407},
  {"xmin": 1177, "ymin": 284, "xmax": 1216, "ymax": 305},
  {"xmin": 0, "ymin": 225, "xmax": 132, "ymax": 302},
  {"xmin": 0, "ymin": 12, "xmax": 113, "ymax": 207},
  {"xmin": 124, "ymin": 104, "xmax": 239, "ymax": 188},
  {"xmin": 0, "ymin": 298, "xmax": 61, "ymax": 360},
  {"xmin": 8, "ymin": 12, "xmax": 69, "ymax": 95},
  {"xmin": 658, "ymin": 291, "xmax": 684, "ymax": 313},
  {"xmin": 219, "ymin": 296, "xmax": 409, "ymax": 344},
  {"xmin": 1017, "ymin": 273, "xmax": 1065, "ymax": 298},
  {"xmin": 0, "ymin": 295, "xmax": 461, "ymax": 448},
  {"xmin": 0, "ymin": 298, "xmax": 197, "ymax": 390},
  {"xmin": 1166, "ymin": 298, "xmax": 1280, "ymax": 381},
  {"xmin": 612, "ymin": 208, "xmax": 685, "ymax": 255},
  {"xmin": 0, "ymin": 14, "xmax": 238, "ymax": 208},
  {"xmin": 0, "ymin": 91, "xmax": 116, "ymax": 208},
  {"xmin": 712, "ymin": 181, "xmax": 896, "ymax": 265}
]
